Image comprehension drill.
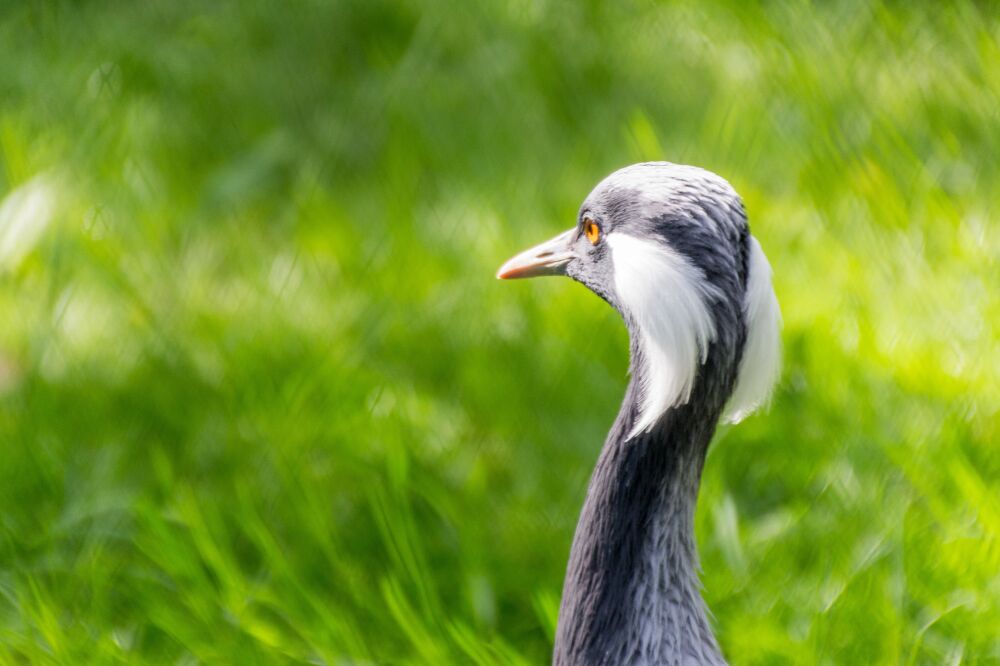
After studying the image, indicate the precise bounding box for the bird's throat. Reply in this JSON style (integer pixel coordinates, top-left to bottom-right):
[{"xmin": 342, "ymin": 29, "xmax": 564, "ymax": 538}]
[{"xmin": 553, "ymin": 366, "xmax": 728, "ymax": 666}]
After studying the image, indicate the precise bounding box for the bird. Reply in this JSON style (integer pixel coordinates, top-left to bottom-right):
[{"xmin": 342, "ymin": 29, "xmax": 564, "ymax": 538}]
[{"xmin": 497, "ymin": 162, "xmax": 781, "ymax": 666}]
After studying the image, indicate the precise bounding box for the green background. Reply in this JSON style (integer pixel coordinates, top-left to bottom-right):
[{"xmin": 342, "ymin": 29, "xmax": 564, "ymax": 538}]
[{"xmin": 1, "ymin": 1, "xmax": 998, "ymax": 663}]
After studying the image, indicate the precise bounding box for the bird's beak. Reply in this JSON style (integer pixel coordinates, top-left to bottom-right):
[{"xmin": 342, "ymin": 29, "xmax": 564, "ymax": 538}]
[{"xmin": 496, "ymin": 228, "xmax": 575, "ymax": 280}]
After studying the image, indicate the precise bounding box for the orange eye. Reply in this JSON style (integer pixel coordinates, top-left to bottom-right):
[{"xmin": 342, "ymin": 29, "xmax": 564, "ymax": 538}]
[{"xmin": 584, "ymin": 218, "xmax": 600, "ymax": 245}]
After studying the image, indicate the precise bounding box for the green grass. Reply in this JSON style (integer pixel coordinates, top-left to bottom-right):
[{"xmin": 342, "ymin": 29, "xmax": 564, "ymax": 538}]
[{"xmin": 1, "ymin": 0, "xmax": 999, "ymax": 663}]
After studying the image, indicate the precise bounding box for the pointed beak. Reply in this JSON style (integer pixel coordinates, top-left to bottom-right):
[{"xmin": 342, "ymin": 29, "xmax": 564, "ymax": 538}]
[{"xmin": 496, "ymin": 228, "xmax": 576, "ymax": 280}]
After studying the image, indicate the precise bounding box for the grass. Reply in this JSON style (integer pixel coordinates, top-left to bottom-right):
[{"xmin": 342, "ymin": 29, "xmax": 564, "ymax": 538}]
[{"xmin": 1, "ymin": 0, "xmax": 999, "ymax": 663}]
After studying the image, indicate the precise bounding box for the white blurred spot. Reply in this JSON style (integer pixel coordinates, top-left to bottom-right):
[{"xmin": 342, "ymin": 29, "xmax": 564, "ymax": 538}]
[
  {"xmin": 367, "ymin": 386, "xmax": 397, "ymax": 419},
  {"xmin": 268, "ymin": 252, "xmax": 303, "ymax": 295},
  {"xmin": 0, "ymin": 176, "xmax": 57, "ymax": 270},
  {"xmin": 87, "ymin": 62, "xmax": 122, "ymax": 99}
]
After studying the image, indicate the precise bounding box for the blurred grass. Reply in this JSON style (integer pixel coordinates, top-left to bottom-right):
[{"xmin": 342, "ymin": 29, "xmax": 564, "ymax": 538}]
[{"xmin": 0, "ymin": 0, "xmax": 998, "ymax": 663}]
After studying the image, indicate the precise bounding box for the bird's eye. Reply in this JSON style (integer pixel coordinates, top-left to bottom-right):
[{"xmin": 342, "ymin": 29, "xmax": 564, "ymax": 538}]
[{"xmin": 583, "ymin": 218, "xmax": 601, "ymax": 245}]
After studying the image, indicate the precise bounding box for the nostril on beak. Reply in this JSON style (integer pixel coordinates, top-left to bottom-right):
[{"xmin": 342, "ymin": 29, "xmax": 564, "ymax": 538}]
[{"xmin": 496, "ymin": 228, "xmax": 575, "ymax": 279}]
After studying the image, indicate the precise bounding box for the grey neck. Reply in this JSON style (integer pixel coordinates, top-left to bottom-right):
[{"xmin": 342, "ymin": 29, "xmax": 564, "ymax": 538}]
[{"xmin": 553, "ymin": 341, "xmax": 730, "ymax": 666}]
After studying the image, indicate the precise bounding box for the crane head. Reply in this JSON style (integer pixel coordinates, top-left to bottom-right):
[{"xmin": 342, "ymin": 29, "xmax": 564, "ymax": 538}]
[{"xmin": 497, "ymin": 162, "xmax": 782, "ymax": 434}]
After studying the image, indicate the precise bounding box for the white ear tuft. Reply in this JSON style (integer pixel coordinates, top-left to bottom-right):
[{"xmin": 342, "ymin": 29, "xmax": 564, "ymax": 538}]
[
  {"xmin": 607, "ymin": 233, "xmax": 720, "ymax": 437},
  {"xmin": 724, "ymin": 236, "xmax": 782, "ymax": 423}
]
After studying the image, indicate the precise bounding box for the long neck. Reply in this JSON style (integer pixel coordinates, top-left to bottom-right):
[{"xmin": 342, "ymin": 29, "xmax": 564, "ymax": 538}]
[{"xmin": 553, "ymin": 343, "xmax": 731, "ymax": 666}]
